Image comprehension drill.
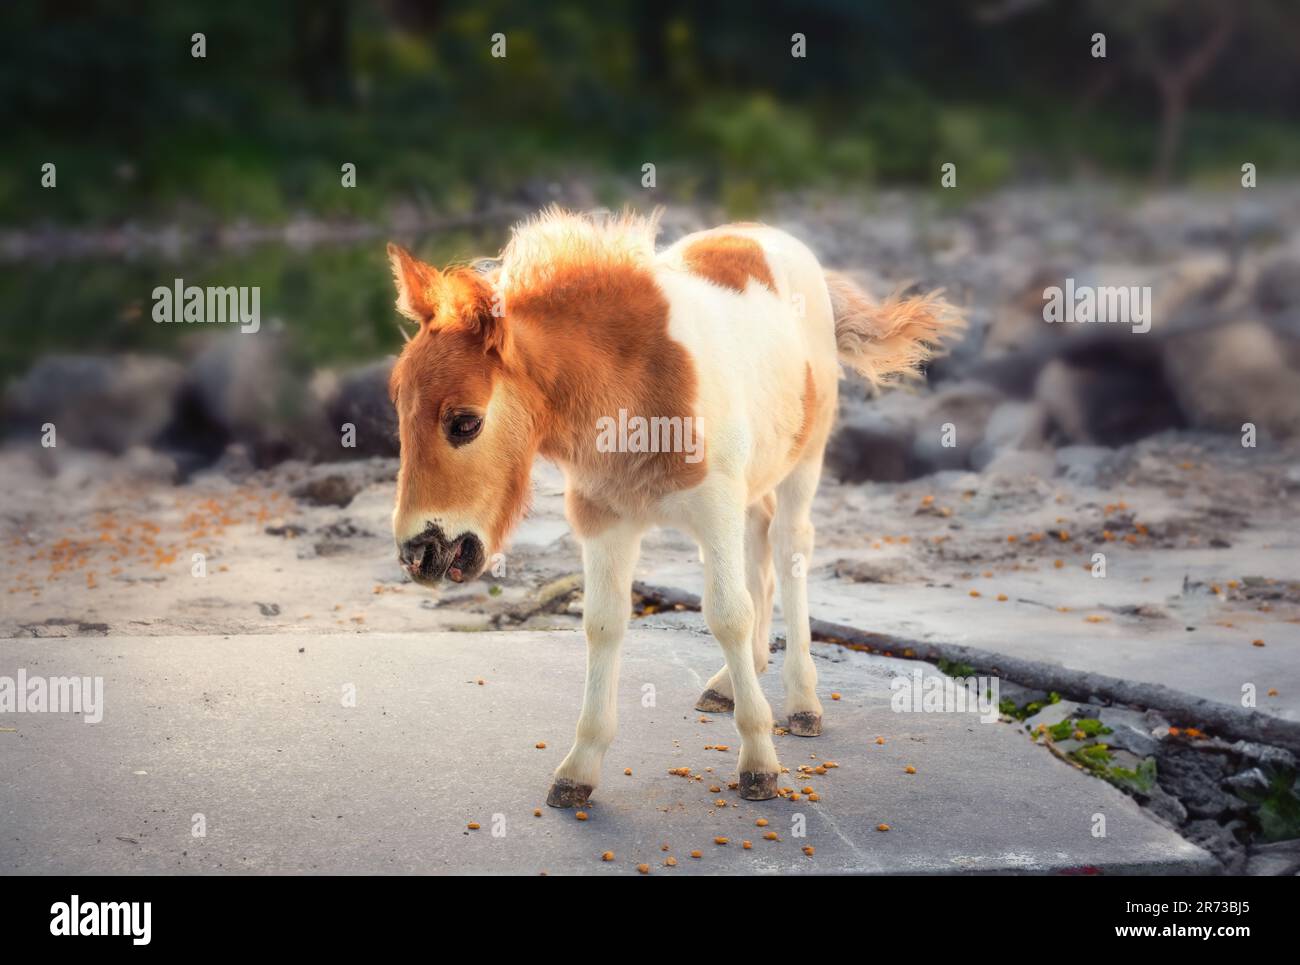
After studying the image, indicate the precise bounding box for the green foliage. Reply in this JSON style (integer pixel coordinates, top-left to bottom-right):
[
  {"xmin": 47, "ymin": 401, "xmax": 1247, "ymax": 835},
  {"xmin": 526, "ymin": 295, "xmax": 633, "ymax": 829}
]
[
  {"xmin": 1233, "ymin": 767, "xmax": 1300, "ymax": 843},
  {"xmin": 1105, "ymin": 757, "xmax": 1159, "ymax": 795},
  {"xmin": 4, "ymin": 1, "xmax": 1298, "ymax": 225},
  {"xmin": 936, "ymin": 658, "xmax": 976, "ymax": 678}
]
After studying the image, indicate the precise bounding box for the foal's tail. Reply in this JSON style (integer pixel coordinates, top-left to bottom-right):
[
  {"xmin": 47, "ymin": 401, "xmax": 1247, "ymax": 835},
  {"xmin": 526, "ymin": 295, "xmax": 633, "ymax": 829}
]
[{"xmin": 825, "ymin": 271, "xmax": 965, "ymax": 387}]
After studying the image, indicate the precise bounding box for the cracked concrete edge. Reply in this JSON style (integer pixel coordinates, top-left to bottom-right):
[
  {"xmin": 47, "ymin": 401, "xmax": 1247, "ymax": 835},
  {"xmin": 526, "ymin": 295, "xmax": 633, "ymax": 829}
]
[{"xmin": 631, "ymin": 580, "xmax": 1300, "ymax": 756}]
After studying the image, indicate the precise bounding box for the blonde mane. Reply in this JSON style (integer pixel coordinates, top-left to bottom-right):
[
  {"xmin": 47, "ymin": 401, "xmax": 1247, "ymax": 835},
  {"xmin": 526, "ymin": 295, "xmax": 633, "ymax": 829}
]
[{"xmin": 499, "ymin": 206, "xmax": 662, "ymax": 316}]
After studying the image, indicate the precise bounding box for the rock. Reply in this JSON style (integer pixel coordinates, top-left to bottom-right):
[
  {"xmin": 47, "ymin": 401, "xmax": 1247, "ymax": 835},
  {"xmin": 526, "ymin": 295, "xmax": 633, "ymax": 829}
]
[
  {"xmin": 180, "ymin": 331, "xmax": 324, "ymax": 466},
  {"xmin": 833, "ymin": 558, "xmax": 920, "ymax": 584},
  {"xmin": 970, "ymin": 400, "xmax": 1047, "ymax": 471},
  {"xmin": 211, "ymin": 443, "xmax": 256, "ymax": 480},
  {"xmin": 122, "ymin": 445, "xmax": 178, "ymax": 484},
  {"xmin": 1097, "ymin": 706, "xmax": 1160, "ymax": 757},
  {"xmin": 2, "ymin": 354, "xmax": 185, "ymax": 453},
  {"xmin": 291, "ymin": 473, "xmax": 362, "ymax": 508},
  {"xmin": 825, "ymin": 418, "xmax": 914, "ymax": 483},
  {"xmin": 1035, "ymin": 348, "xmax": 1185, "ymax": 447},
  {"xmin": 1162, "ymin": 321, "xmax": 1300, "ymax": 439},
  {"xmin": 1055, "ymin": 445, "xmax": 1118, "ymax": 487},
  {"xmin": 1254, "ymin": 255, "xmax": 1300, "ymax": 314},
  {"xmin": 1224, "ymin": 767, "xmax": 1270, "ymax": 797},
  {"xmin": 1182, "ymin": 818, "xmax": 1246, "ymax": 871},
  {"xmin": 1156, "ymin": 745, "xmax": 1248, "ymax": 819},
  {"xmin": 1023, "ymin": 699, "xmax": 1080, "ymax": 732},
  {"xmin": 1244, "ymin": 839, "xmax": 1300, "ymax": 876},
  {"xmin": 319, "ymin": 358, "xmax": 399, "ymax": 459},
  {"xmin": 980, "ymin": 448, "xmax": 1055, "ymax": 480},
  {"xmin": 912, "ymin": 381, "xmax": 1004, "ymax": 474},
  {"xmin": 1225, "ymin": 741, "xmax": 1297, "ymax": 771},
  {"xmin": 1137, "ymin": 784, "xmax": 1189, "ymax": 828}
]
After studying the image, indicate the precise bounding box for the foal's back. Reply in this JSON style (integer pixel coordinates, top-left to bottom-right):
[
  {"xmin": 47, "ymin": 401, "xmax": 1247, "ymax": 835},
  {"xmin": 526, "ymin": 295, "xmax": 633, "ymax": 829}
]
[{"xmin": 656, "ymin": 224, "xmax": 841, "ymax": 501}]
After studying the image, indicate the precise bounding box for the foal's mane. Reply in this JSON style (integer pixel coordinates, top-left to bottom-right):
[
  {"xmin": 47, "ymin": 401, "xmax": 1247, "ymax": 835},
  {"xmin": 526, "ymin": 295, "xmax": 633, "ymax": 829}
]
[{"xmin": 499, "ymin": 206, "xmax": 662, "ymax": 318}]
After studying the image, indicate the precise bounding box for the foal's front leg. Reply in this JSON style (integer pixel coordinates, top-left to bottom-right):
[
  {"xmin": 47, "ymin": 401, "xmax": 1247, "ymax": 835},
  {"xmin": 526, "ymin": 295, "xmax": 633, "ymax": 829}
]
[{"xmin": 547, "ymin": 522, "xmax": 643, "ymax": 808}]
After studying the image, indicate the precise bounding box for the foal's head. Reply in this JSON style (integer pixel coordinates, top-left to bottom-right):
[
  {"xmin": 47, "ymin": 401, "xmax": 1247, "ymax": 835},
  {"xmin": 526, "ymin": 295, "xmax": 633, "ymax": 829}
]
[{"xmin": 386, "ymin": 244, "xmax": 535, "ymax": 586}]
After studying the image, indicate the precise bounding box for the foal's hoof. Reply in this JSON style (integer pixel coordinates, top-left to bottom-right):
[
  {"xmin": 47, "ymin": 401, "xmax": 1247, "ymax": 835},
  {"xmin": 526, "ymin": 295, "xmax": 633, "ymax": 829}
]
[
  {"xmin": 546, "ymin": 778, "xmax": 593, "ymax": 809},
  {"xmin": 738, "ymin": 771, "xmax": 779, "ymax": 801},
  {"xmin": 694, "ymin": 688, "xmax": 735, "ymax": 713},
  {"xmin": 787, "ymin": 711, "xmax": 822, "ymax": 737}
]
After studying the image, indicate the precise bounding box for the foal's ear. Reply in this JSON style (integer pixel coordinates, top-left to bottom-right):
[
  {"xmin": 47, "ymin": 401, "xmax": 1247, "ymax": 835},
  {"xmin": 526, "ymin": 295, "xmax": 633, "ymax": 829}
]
[
  {"xmin": 444, "ymin": 268, "xmax": 509, "ymax": 355},
  {"xmin": 387, "ymin": 243, "xmax": 442, "ymax": 324}
]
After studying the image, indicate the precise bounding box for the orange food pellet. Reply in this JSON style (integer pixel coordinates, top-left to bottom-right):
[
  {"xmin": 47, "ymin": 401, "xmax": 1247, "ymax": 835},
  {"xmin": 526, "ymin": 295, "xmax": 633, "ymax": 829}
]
[
  {"xmin": 533, "ymin": 808, "xmax": 542, "ymax": 817},
  {"xmin": 996, "ymin": 593, "xmax": 1008, "ymax": 602},
  {"xmin": 801, "ymin": 786, "xmax": 815, "ymax": 795},
  {"xmin": 875, "ymin": 737, "xmax": 885, "ymax": 745},
  {"xmin": 763, "ymin": 832, "xmax": 778, "ymax": 841},
  {"xmin": 601, "ymin": 851, "xmax": 614, "ymax": 862},
  {"xmin": 690, "ymin": 850, "xmax": 702, "ymax": 859},
  {"xmin": 575, "ymin": 811, "xmax": 588, "ymax": 821},
  {"xmin": 714, "ymin": 837, "xmax": 729, "ymax": 846},
  {"xmin": 904, "ymin": 765, "xmax": 916, "ymax": 774},
  {"xmin": 1053, "ymin": 559, "xmax": 1064, "ymax": 569},
  {"xmin": 637, "ymin": 863, "xmax": 649, "ymax": 874},
  {"xmin": 969, "ymin": 589, "xmax": 981, "ymax": 598},
  {"xmin": 535, "ymin": 742, "xmax": 546, "ymax": 749},
  {"xmin": 831, "ymin": 692, "xmax": 842, "ymax": 700},
  {"xmin": 665, "ymin": 856, "xmax": 677, "ymax": 866},
  {"xmin": 624, "ymin": 768, "xmax": 632, "ymax": 775},
  {"xmin": 467, "ymin": 822, "xmax": 480, "ymax": 830},
  {"xmin": 1253, "ymin": 639, "xmax": 1266, "ymax": 647},
  {"xmin": 802, "ymin": 846, "xmax": 815, "ymax": 856},
  {"xmin": 755, "ymin": 818, "xmax": 769, "ymax": 827},
  {"xmin": 823, "ymin": 761, "xmax": 838, "ymax": 768},
  {"xmin": 877, "ymin": 824, "xmax": 891, "ymax": 832},
  {"xmin": 808, "ymin": 792, "xmax": 820, "ymax": 802}
]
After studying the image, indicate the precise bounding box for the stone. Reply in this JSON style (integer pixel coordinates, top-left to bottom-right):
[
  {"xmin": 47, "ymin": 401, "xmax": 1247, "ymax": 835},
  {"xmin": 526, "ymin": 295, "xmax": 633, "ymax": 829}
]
[{"xmin": 2, "ymin": 354, "xmax": 185, "ymax": 453}]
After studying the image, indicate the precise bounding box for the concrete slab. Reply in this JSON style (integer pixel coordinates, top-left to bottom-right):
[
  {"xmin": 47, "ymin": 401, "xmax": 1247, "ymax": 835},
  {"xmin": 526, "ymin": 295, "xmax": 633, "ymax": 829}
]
[
  {"xmin": 0, "ymin": 627, "xmax": 1212, "ymax": 874},
  {"xmin": 642, "ymin": 525, "xmax": 1300, "ymax": 725}
]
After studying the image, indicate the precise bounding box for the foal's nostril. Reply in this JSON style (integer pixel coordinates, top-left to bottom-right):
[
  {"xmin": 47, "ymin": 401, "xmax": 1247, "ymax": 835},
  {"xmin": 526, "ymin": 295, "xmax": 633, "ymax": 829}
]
[{"xmin": 398, "ymin": 524, "xmax": 455, "ymax": 583}]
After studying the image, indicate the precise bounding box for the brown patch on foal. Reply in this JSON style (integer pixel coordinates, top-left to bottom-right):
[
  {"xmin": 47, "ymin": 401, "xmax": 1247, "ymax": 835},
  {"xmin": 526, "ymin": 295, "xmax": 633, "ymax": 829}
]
[
  {"xmin": 790, "ymin": 363, "xmax": 818, "ymax": 458},
  {"xmin": 682, "ymin": 234, "xmax": 776, "ymax": 295},
  {"xmin": 502, "ymin": 212, "xmax": 708, "ymax": 534}
]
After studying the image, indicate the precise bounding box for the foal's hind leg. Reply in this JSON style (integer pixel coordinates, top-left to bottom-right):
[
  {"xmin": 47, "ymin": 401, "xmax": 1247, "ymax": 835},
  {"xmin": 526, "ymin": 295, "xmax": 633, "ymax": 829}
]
[
  {"xmin": 697, "ymin": 496, "xmax": 780, "ymax": 799},
  {"xmin": 695, "ymin": 493, "xmax": 776, "ymax": 714},
  {"xmin": 773, "ymin": 458, "xmax": 824, "ymax": 736}
]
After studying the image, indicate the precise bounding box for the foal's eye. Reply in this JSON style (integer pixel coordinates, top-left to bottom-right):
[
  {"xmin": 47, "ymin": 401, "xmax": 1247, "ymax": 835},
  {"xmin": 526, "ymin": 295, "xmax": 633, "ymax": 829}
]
[{"xmin": 447, "ymin": 413, "xmax": 483, "ymax": 444}]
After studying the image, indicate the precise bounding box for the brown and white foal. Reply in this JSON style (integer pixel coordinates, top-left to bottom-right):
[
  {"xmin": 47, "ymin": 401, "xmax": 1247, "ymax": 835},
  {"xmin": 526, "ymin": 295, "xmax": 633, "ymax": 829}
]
[{"xmin": 386, "ymin": 209, "xmax": 960, "ymax": 805}]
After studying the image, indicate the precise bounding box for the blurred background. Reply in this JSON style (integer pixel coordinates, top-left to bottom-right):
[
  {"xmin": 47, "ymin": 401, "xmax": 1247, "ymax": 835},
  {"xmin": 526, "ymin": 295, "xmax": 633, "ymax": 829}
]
[{"xmin": 1, "ymin": 0, "xmax": 1299, "ymax": 472}]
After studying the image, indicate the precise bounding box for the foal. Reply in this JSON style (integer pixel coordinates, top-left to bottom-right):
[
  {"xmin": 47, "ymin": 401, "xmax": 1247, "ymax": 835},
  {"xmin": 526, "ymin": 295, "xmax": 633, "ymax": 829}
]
[{"xmin": 386, "ymin": 209, "xmax": 961, "ymax": 805}]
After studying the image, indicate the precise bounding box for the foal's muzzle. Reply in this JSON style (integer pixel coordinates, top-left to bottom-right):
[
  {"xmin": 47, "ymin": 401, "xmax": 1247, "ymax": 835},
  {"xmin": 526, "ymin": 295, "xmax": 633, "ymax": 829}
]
[{"xmin": 398, "ymin": 525, "xmax": 485, "ymax": 586}]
